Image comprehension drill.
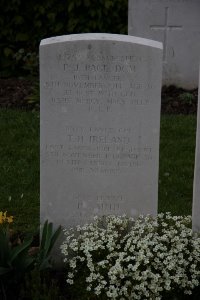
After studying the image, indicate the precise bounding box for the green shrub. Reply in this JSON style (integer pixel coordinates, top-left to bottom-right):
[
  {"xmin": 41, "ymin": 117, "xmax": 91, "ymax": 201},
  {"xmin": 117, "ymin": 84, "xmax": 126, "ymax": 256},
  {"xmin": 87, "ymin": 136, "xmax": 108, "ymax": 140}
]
[
  {"xmin": 0, "ymin": 0, "xmax": 128, "ymax": 77},
  {"xmin": 35, "ymin": 220, "xmax": 61, "ymax": 271},
  {"xmin": 0, "ymin": 212, "xmax": 61, "ymax": 300},
  {"xmin": 25, "ymin": 80, "xmax": 39, "ymax": 109},
  {"xmin": 179, "ymin": 92, "xmax": 196, "ymax": 105},
  {"xmin": 0, "ymin": 212, "xmax": 34, "ymax": 300},
  {"xmin": 20, "ymin": 269, "xmax": 61, "ymax": 300}
]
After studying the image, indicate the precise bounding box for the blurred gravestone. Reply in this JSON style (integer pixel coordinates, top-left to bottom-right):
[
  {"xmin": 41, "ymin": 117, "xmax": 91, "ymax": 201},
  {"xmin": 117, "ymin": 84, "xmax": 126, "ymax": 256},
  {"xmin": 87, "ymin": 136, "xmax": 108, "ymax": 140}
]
[{"xmin": 128, "ymin": 0, "xmax": 200, "ymax": 89}]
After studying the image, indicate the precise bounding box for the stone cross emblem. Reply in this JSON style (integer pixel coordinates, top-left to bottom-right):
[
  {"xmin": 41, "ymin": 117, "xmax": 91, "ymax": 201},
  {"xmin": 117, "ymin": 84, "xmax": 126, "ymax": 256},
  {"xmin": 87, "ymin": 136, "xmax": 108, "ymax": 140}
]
[{"xmin": 150, "ymin": 7, "xmax": 183, "ymax": 62}]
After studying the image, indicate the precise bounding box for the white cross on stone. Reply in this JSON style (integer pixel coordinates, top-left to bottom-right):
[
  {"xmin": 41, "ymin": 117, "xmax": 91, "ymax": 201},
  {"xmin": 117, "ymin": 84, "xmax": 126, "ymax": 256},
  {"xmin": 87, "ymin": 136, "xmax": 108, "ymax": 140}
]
[{"xmin": 150, "ymin": 7, "xmax": 183, "ymax": 62}]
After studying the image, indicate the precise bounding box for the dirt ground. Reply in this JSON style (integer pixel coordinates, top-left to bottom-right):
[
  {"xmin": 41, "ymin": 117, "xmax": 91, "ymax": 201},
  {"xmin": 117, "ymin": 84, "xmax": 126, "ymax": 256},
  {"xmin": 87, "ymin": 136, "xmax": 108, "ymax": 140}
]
[
  {"xmin": 0, "ymin": 78, "xmax": 34, "ymax": 110},
  {"xmin": 0, "ymin": 78, "xmax": 198, "ymax": 114}
]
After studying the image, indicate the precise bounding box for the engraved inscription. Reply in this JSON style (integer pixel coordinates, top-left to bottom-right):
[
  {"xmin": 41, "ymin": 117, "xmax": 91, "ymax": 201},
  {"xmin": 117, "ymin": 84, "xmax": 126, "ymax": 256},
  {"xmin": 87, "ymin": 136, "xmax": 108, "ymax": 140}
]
[
  {"xmin": 41, "ymin": 49, "xmax": 156, "ymax": 174},
  {"xmin": 74, "ymin": 193, "xmax": 125, "ymax": 219},
  {"xmin": 43, "ymin": 125, "xmax": 153, "ymax": 175},
  {"xmin": 45, "ymin": 78, "xmax": 153, "ymax": 113},
  {"xmin": 43, "ymin": 51, "xmax": 155, "ymax": 113}
]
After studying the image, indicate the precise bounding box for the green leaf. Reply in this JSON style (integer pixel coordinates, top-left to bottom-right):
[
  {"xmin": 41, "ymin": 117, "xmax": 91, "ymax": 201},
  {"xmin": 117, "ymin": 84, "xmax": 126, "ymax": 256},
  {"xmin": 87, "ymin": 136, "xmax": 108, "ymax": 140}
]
[
  {"xmin": 55, "ymin": 23, "xmax": 63, "ymax": 33},
  {"xmin": 47, "ymin": 13, "xmax": 55, "ymax": 21},
  {"xmin": 68, "ymin": 2, "xmax": 74, "ymax": 13},
  {"xmin": 15, "ymin": 33, "xmax": 29, "ymax": 42},
  {"xmin": 84, "ymin": 0, "xmax": 91, "ymax": 7},
  {"xmin": 10, "ymin": 237, "xmax": 33, "ymax": 263},
  {"xmin": 42, "ymin": 222, "xmax": 53, "ymax": 258},
  {"xmin": 4, "ymin": 47, "xmax": 13, "ymax": 57},
  {"xmin": 38, "ymin": 221, "xmax": 61, "ymax": 270},
  {"xmin": 35, "ymin": 20, "xmax": 42, "ymax": 28},
  {"xmin": 38, "ymin": 258, "xmax": 52, "ymax": 271},
  {"xmin": 0, "ymin": 229, "xmax": 10, "ymax": 263},
  {"xmin": 40, "ymin": 220, "xmax": 49, "ymax": 252},
  {"xmin": 39, "ymin": 6, "xmax": 45, "ymax": 14},
  {"xmin": 0, "ymin": 266, "xmax": 11, "ymax": 276},
  {"xmin": 47, "ymin": 225, "xmax": 61, "ymax": 255},
  {"xmin": 14, "ymin": 255, "xmax": 34, "ymax": 272},
  {"xmin": 105, "ymin": 0, "xmax": 113, "ymax": 9},
  {"xmin": 14, "ymin": 15, "xmax": 24, "ymax": 25}
]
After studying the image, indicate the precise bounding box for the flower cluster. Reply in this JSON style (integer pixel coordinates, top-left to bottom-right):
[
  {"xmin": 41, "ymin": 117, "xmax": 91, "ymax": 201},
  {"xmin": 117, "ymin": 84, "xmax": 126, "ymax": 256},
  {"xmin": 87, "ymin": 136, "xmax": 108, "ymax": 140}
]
[
  {"xmin": 61, "ymin": 213, "xmax": 200, "ymax": 299},
  {"xmin": 0, "ymin": 211, "xmax": 14, "ymax": 224}
]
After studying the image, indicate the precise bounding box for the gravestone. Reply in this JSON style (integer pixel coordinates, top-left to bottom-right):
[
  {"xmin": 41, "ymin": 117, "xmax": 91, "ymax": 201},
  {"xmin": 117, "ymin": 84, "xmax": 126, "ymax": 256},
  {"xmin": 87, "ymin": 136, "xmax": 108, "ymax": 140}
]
[
  {"xmin": 192, "ymin": 66, "xmax": 200, "ymax": 232},
  {"xmin": 40, "ymin": 33, "xmax": 163, "ymax": 229},
  {"xmin": 128, "ymin": 0, "xmax": 200, "ymax": 89}
]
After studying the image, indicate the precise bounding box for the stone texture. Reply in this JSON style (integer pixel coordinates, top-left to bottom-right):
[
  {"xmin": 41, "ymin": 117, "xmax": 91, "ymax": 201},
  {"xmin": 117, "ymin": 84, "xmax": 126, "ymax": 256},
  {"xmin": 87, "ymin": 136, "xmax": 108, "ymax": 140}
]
[
  {"xmin": 128, "ymin": 0, "xmax": 200, "ymax": 89},
  {"xmin": 192, "ymin": 66, "xmax": 200, "ymax": 231},
  {"xmin": 40, "ymin": 33, "xmax": 163, "ymax": 229}
]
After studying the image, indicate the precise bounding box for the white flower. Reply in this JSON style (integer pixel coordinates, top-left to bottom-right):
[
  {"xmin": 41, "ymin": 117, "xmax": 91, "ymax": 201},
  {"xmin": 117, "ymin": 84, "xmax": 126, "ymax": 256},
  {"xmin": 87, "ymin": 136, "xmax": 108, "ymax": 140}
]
[
  {"xmin": 66, "ymin": 279, "xmax": 73, "ymax": 285},
  {"xmin": 60, "ymin": 213, "xmax": 200, "ymax": 299}
]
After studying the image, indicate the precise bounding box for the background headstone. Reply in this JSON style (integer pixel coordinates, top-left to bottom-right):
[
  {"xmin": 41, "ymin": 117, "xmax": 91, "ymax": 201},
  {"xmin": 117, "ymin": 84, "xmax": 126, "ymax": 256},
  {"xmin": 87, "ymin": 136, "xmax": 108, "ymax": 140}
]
[
  {"xmin": 40, "ymin": 33, "xmax": 163, "ymax": 229},
  {"xmin": 128, "ymin": 0, "xmax": 200, "ymax": 89},
  {"xmin": 192, "ymin": 66, "xmax": 200, "ymax": 231}
]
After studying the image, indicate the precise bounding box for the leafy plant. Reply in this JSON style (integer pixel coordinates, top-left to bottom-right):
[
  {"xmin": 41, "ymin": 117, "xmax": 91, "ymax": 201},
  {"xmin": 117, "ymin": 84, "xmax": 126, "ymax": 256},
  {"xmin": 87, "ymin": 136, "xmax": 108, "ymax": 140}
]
[
  {"xmin": 0, "ymin": 0, "xmax": 128, "ymax": 77},
  {"xmin": 25, "ymin": 79, "xmax": 39, "ymax": 109},
  {"xmin": 0, "ymin": 212, "xmax": 62, "ymax": 299},
  {"xmin": 20, "ymin": 268, "xmax": 61, "ymax": 300},
  {"xmin": 0, "ymin": 212, "xmax": 34, "ymax": 300},
  {"xmin": 14, "ymin": 49, "xmax": 39, "ymax": 77},
  {"xmin": 35, "ymin": 220, "xmax": 62, "ymax": 271},
  {"xmin": 179, "ymin": 92, "xmax": 195, "ymax": 105},
  {"xmin": 19, "ymin": 219, "xmax": 65, "ymax": 300}
]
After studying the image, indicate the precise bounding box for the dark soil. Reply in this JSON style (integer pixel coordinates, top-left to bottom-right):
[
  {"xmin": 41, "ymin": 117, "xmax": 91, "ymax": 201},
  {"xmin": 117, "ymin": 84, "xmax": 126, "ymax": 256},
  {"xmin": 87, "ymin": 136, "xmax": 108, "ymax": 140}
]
[
  {"xmin": 0, "ymin": 78, "xmax": 36, "ymax": 110},
  {"xmin": 0, "ymin": 78, "xmax": 198, "ymax": 114},
  {"xmin": 161, "ymin": 85, "xmax": 198, "ymax": 114}
]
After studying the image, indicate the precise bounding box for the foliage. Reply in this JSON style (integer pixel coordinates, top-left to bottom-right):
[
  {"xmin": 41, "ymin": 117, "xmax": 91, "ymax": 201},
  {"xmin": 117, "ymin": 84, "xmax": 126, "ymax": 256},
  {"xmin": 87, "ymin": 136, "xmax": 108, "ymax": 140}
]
[
  {"xmin": 35, "ymin": 220, "xmax": 62, "ymax": 271},
  {"xmin": 61, "ymin": 213, "xmax": 200, "ymax": 300},
  {"xmin": 20, "ymin": 269, "xmax": 61, "ymax": 300},
  {"xmin": 14, "ymin": 49, "xmax": 39, "ymax": 77},
  {"xmin": 25, "ymin": 79, "xmax": 40, "ymax": 109},
  {"xmin": 0, "ymin": 211, "xmax": 14, "ymax": 224},
  {"xmin": 0, "ymin": 0, "xmax": 128, "ymax": 77},
  {"xmin": 179, "ymin": 92, "xmax": 196, "ymax": 105},
  {"xmin": 0, "ymin": 212, "xmax": 62, "ymax": 299},
  {"xmin": 0, "ymin": 214, "xmax": 34, "ymax": 300}
]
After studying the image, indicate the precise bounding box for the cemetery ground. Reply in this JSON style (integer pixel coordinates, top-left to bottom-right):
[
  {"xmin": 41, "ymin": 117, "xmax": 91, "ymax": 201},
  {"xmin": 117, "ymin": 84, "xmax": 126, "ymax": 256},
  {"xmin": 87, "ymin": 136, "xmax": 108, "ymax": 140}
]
[{"xmin": 0, "ymin": 78, "xmax": 199, "ymax": 299}]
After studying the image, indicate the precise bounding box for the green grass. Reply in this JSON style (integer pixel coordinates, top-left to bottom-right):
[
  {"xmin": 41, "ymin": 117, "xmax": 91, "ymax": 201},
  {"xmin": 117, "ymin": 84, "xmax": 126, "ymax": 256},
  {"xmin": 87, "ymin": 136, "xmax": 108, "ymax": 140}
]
[
  {"xmin": 0, "ymin": 109, "xmax": 39, "ymax": 232},
  {"xmin": 159, "ymin": 115, "xmax": 196, "ymax": 215},
  {"xmin": 0, "ymin": 109, "xmax": 197, "ymax": 232}
]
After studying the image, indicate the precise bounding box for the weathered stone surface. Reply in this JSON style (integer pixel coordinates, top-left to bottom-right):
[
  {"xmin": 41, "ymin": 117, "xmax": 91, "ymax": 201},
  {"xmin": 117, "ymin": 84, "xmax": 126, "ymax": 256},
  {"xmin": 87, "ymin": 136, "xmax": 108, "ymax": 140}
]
[
  {"xmin": 128, "ymin": 0, "xmax": 200, "ymax": 89},
  {"xmin": 40, "ymin": 33, "xmax": 162, "ymax": 229}
]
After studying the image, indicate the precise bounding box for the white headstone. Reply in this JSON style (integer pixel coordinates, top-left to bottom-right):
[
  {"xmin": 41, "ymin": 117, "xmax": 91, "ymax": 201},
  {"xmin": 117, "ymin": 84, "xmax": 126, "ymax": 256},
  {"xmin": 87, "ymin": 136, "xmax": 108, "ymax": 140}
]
[
  {"xmin": 128, "ymin": 0, "xmax": 200, "ymax": 89},
  {"xmin": 192, "ymin": 66, "xmax": 200, "ymax": 231},
  {"xmin": 40, "ymin": 33, "xmax": 163, "ymax": 229}
]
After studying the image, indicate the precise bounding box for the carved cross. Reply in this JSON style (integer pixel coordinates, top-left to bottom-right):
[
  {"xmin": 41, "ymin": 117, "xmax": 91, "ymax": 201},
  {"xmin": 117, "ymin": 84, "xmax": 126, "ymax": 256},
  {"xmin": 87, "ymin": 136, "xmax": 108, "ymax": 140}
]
[{"xmin": 150, "ymin": 7, "xmax": 183, "ymax": 62}]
